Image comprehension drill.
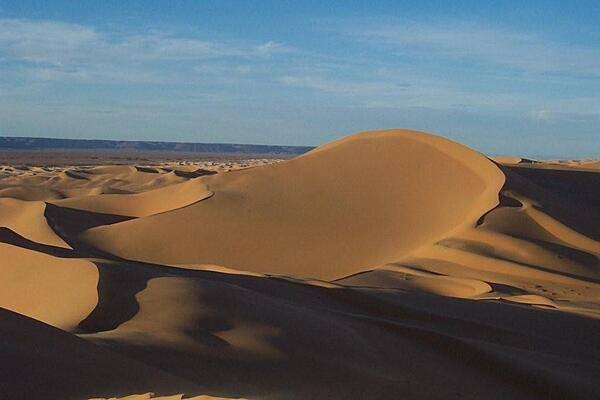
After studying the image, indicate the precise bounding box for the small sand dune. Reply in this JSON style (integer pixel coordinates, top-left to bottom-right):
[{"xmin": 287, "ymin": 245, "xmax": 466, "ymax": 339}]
[
  {"xmin": 0, "ymin": 243, "xmax": 98, "ymax": 330},
  {"xmin": 337, "ymin": 266, "xmax": 494, "ymax": 298},
  {"xmin": 0, "ymin": 198, "xmax": 70, "ymax": 248},
  {"xmin": 0, "ymin": 129, "xmax": 598, "ymax": 399},
  {"xmin": 51, "ymin": 178, "xmax": 213, "ymax": 217}
]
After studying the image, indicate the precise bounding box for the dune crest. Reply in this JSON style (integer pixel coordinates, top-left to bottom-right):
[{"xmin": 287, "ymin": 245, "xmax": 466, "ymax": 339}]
[
  {"xmin": 51, "ymin": 178, "xmax": 213, "ymax": 217},
  {"xmin": 81, "ymin": 129, "xmax": 505, "ymax": 280},
  {"xmin": 0, "ymin": 198, "xmax": 70, "ymax": 248}
]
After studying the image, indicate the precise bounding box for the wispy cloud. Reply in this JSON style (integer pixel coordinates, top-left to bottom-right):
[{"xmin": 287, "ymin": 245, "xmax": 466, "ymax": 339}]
[
  {"xmin": 0, "ymin": 18, "xmax": 287, "ymax": 83},
  {"xmin": 328, "ymin": 20, "xmax": 600, "ymax": 76},
  {"xmin": 1, "ymin": 15, "xmax": 599, "ymax": 156},
  {"xmin": 276, "ymin": 75, "xmax": 410, "ymax": 95},
  {"xmin": 529, "ymin": 96, "xmax": 600, "ymax": 123}
]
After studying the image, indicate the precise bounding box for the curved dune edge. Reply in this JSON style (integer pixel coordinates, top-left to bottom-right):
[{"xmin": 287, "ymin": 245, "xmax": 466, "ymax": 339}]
[
  {"xmin": 74, "ymin": 263, "xmax": 600, "ymax": 400},
  {"xmin": 174, "ymin": 264, "xmax": 267, "ymax": 277},
  {"xmin": 0, "ymin": 185, "xmax": 62, "ymax": 201},
  {"xmin": 82, "ymin": 276, "xmax": 284, "ymax": 361},
  {"xmin": 497, "ymin": 294, "xmax": 558, "ymax": 308},
  {"xmin": 0, "ymin": 198, "xmax": 71, "ymax": 248},
  {"xmin": 392, "ymin": 167, "xmax": 600, "ymax": 317},
  {"xmin": 50, "ymin": 178, "xmax": 213, "ymax": 217},
  {"xmin": 480, "ymin": 191, "xmax": 600, "ymax": 255},
  {"xmin": 80, "ymin": 129, "xmax": 505, "ymax": 280},
  {"xmin": 0, "ymin": 243, "xmax": 98, "ymax": 331},
  {"xmin": 337, "ymin": 266, "xmax": 494, "ymax": 298}
]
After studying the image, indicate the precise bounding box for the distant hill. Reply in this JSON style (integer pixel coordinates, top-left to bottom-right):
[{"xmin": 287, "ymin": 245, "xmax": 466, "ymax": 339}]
[{"xmin": 0, "ymin": 137, "xmax": 314, "ymax": 155}]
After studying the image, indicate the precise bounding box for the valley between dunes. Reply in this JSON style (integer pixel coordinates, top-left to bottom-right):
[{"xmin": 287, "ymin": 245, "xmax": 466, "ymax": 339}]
[{"xmin": 0, "ymin": 129, "xmax": 598, "ymax": 400}]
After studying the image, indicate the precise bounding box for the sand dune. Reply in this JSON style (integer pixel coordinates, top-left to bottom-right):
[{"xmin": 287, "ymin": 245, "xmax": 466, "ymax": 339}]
[
  {"xmin": 337, "ymin": 266, "xmax": 494, "ymax": 298},
  {"xmin": 0, "ymin": 243, "xmax": 98, "ymax": 330},
  {"xmin": 0, "ymin": 129, "xmax": 598, "ymax": 399},
  {"xmin": 80, "ymin": 130, "xmax": 504, "ymax": 279},
  {"xmin": 52, "ymin": 178, "xmax": 213, "ymax": 217},
  {"xmin": 0, "ymin": 198, "xmax": 70, "ymax": 248},
  {"xmin": 0, "ymin": 307, "xmax": 203, "ymax": 399}
]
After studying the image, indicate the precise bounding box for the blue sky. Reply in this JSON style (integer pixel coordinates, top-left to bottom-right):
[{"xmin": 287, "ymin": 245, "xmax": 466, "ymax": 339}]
[{"xmin": 1, "ymin": 1, "xmax": 599, "ymax": 157}]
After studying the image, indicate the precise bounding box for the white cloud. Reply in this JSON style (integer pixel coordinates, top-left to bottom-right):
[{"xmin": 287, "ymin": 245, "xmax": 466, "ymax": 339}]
[
  {"xmin": 0, "ymin": 18, "xmax": 287, "ymax": 82},
  {"xmin": 329, "ymin": 20, "xmax": 600, "ymax": 76},
  {"xmin": 0, "ymin": 18, "xmax": 99, "ymax": 65},
  {"xmin": 1, "ymin": 16, "xmax": 599, "ymax": 155},
  {"xmin": 530, "ymin": 109, "xmax": 552, "ymax": 121},
  {"xmin": 276, "ymin": 75, "xmax": 410, "ymax": 95},
  {"xmin": 255, "ymin": 41, "xmax": 288, "ymax": 55}
]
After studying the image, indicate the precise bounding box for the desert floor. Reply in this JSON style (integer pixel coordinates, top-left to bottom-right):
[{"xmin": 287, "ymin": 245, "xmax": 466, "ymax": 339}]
[{"xmin": 0, "ymin": 129, "xmax": 598, "ymax": 400}]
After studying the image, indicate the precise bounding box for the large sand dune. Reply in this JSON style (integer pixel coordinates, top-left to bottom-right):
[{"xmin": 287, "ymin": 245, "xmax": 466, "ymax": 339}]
[
  {"xmin": 80, "ymin": 130, "xmax": 505, "ymax": 279},
  {"xmin": 0, "ymin": 129, "xmax": 598, "ymax": 399}
]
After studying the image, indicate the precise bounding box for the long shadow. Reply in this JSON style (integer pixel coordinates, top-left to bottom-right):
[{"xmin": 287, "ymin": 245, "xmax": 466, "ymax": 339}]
[
  {"xmin": 75, "ymin": 261, "xmax": 150, "ymax": 334},
  {"xmin": 476, "ymin": 192, "xmax": 523, "ymax": 226},
  {"xmin": 174, "ymin": 168, "xmax": 217, "ymax": 178},
  {"xmin": 501, "ymin": 165, "xmax": 600, "ymax": 240},
  {"xmin": 17, "ymin": 198, "xmax": 599, "ymax": 399},
  {"xmin": 0, "ymin": 203, "xmax": 148, "ymax": 334},
  {"xmin": 527, "ymin": 236, "xmax": 599, "ymax": 267},
  {"xmin": 0, "ymin": 227, "xmax": 78, "ymax": 258},
  {"xmin": 44, "ymin": 203, "xmax": 133, "ymax": 236},
  {"xmin": 0, "ymin": 222, "xmax": 148, "ymax": 334},
  {"xmin": 84, "ymin": 265, "xmax": 600, "ymax": 400},
  {"xmin": 438, "ymin": 236, "xmax": 600, "ymax": 284},
  {"xmin": 5, "ymin": 213, "xmax": 598, "ymax": 399},
  {"xmin": 487, "ymin": 282, "xmax": 530, "ymax": 296},
  {"xmin": 44, "ymin": 202, "xmax": 134, "ymax": 259},
  {"xmin": 505, "ymin": 165, "xmax": 600, "ymax": 207},
  {"xmin": 134, "ymin": 166, "xmax": 160, "ymax": 173},
  {"xmin": 64, "ymin": 170, "xmax": 90, "ymax": 180}
]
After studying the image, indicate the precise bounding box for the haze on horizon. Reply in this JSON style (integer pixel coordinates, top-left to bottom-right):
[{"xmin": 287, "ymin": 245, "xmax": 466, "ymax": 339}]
[{"xmin": 1, "ymin": 0, "xmax": 599, "ymax": 158}]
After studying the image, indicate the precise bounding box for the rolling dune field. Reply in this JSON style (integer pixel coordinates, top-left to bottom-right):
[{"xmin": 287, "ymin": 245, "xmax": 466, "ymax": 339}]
[{"xmin": 0, "ymin": 129, "xmax": 598, "ymax": 400}]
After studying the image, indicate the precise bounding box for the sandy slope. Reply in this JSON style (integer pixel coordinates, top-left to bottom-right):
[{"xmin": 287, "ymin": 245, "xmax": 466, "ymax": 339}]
[
  {"xmin": 80, "ymin": 130, "xmax": 505, "ymax": 279},
  {"xmin": 0, "ymin": 197, "xmax": 70, "ymax": 247},
  {"xmin": 0, "ymin": 307, "xmax": 204, "ymax": 399},
  {"xmin": 51, "ymin": 178, "xmax": 213, "ymax": 217},
  {"xmin": 0, "ymin": 129, "xmax": 598, "ymax": 399},
  {"xmin": 0, "ymin": 243, "xmax": 98, "ymax": 330}
]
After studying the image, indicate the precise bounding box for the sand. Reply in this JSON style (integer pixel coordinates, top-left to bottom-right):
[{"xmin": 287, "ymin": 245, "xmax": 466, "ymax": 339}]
[
  {"xmin": 0, "ymin": 129, "xmax": 598, "ymax": 399},
  {"xmin": 81, "ymin": 130, "xmax": 505, "ymax": 280}
]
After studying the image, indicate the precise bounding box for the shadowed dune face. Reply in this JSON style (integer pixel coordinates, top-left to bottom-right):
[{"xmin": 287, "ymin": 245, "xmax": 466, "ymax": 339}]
[
  {"xmin": 0, "ymin": 308, "xmax": 204, "ymax": 399},
  {"xmin": 81, "ymin": 130, "xmax": 505, "ymax": 280},
  {"xmin": 0, "ymin": 129, "xmax": 599, "ymax": 399}
]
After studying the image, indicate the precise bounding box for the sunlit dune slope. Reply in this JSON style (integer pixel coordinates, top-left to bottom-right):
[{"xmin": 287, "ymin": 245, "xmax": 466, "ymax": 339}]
[
  {"xmin": 81, "ymin": 129, "xmax": 504, "ymax": 279},
  {"xmin": 51, "ymin": 178, "xmax": 213, "ymax": 217},
  {"xmin": 0, "ymin": 243, "xmax": 98, "ymax": 330},
  {"xmin": 0, "ymin": 198, "xmax": 70, "ymax": 248}
]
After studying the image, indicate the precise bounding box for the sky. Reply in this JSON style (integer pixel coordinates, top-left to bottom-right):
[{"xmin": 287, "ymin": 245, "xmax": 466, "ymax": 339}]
[{"xmin": 1, "ymin": 1, "xmax": 599, "ymax": 158}]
